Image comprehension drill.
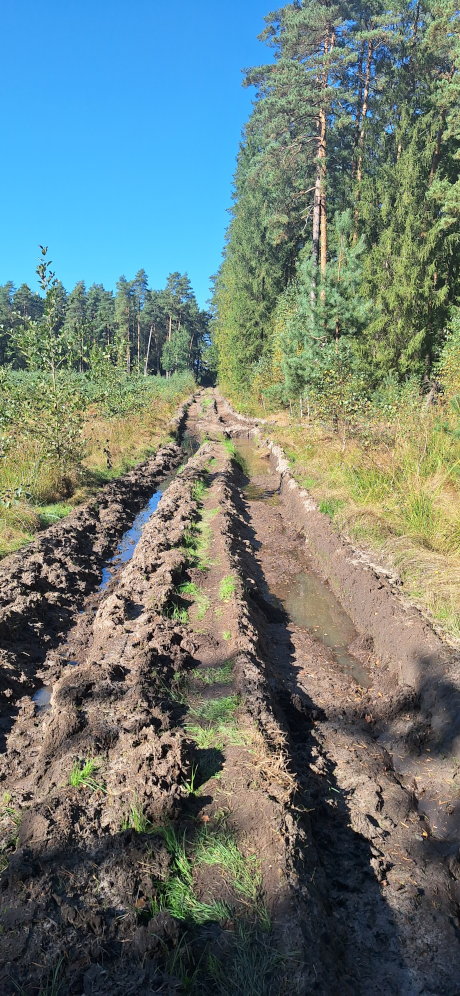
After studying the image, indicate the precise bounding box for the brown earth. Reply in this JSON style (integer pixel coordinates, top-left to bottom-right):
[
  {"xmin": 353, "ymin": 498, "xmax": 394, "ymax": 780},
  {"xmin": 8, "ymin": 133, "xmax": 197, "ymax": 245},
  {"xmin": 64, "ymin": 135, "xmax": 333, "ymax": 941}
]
[{"xmin": 0, "ymin": 390, "xmax": 459, "ymax": 994}]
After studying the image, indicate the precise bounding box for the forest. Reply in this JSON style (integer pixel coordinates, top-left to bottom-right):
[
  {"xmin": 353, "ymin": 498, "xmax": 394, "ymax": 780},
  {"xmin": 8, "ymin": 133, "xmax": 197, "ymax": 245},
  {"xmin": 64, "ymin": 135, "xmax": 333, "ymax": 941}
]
[
  {"xmin": 0, "ymin": 258, "xmax": 210, "ymax": 379},
  {"xmin": 213, "ymin": 0, "xmax": 460, "ymax": 640},
  {"xmin": 0, "ymin": 252, "xmax": 208, "ymax": 554},
  {"xmin": 213, "ymin": 0, "xmax": 459, "ymax": 410}
]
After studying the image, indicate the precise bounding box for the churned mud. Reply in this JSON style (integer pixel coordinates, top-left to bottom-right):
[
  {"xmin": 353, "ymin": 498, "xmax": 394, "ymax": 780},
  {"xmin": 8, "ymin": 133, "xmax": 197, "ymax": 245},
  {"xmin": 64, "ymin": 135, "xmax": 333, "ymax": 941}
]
[{"xmin": 0, "ymin": 390, "xmax": 459, "ymax": 994}]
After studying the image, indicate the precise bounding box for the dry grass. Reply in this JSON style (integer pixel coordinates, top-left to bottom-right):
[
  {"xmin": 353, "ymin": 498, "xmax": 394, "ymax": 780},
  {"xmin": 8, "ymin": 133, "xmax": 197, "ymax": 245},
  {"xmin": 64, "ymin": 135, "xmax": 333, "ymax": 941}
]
[
  {"xmin": 0, "ymin": 393, "xmax": 187, "ymax": 559},
  {"xmin": 82, "ymin": 400, "xmax": 175, "ymax": 476},
  {"xmin": 246, "ymin": 724, "xmax": 295, "ymax": 799},
  {"xmin": 266, "ymin": 405, "xmax": 460, "ymax": 642}
]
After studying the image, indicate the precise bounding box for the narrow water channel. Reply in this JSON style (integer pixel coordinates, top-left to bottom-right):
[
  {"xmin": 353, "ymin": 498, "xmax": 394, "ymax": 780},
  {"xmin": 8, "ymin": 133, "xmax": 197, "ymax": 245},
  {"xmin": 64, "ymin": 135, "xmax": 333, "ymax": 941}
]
[
  {"xmin": 235, "ymin": 437, "xmax": 369, "ymax": 686},
  {"xmin": 32, "ymin": 431, "xmax": 200, "ymax": 712},
  {"xmin": 99, "ymin": 430, "xmax": 199, "ymax": 591}
]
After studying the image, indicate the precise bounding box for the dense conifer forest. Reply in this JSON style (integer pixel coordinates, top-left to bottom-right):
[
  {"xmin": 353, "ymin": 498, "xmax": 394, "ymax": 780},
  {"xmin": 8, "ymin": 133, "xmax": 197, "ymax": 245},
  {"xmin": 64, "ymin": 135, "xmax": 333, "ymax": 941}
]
[
  {"xmin": 212, "ymin": 0, "xmax": 460, "ymax": 412},
  {"xmin": 0, "ymin": 262, "xmax": 210, "ymax": 379}
]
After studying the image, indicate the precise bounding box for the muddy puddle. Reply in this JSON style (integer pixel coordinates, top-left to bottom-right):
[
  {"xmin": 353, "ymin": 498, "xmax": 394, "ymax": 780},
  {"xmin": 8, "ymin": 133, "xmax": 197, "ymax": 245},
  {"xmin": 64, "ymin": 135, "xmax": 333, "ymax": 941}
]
[
  {"xmin": 99, "ymin": 475, "xmax": 175, "ymax": 589},
  {"xmin": 99, "ymin": 431, "xmax": 199, "ymax": 590},
  {"xmin": 32, "ymin": 685, "xmax": 52, "ymax": 713},
  {"xmin": 235, "ymin": 436, "xmax": 369, "ymax": 686}
]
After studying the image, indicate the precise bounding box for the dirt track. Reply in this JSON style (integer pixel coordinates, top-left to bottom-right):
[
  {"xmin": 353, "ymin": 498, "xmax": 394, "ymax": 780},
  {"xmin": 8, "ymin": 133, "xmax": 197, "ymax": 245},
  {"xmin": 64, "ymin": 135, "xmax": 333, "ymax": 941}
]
[{"xmin": 0, "ymin": 392, "xmax": 459, "ymax": 994}]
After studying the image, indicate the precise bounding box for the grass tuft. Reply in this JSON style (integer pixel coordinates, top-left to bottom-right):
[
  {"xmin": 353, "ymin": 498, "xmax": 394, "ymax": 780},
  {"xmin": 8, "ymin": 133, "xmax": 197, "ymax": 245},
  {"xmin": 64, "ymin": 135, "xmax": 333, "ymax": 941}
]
[
  {"xmin": 0, "ymin": 792, "xmax": 21, "ymax": 873},
  {"xmin": 191, "ymin": 695, "xmax": 239, "ymax": 724},
  {"xmin": 178, "ymin": 581, "xmax": 210, "ymax": 620},
  {"xmin": 122, "ymin": 804, "xmax": 155, "ymax": 834},
  {"xmin": 151, "ymin": 825, "xmax": 230, "ymax": 925},
  {"xmin": 69, "ymin": 758, "xmax": 105, "ymax": 792},
  {"xmin": 219, "ymin": 574, "xmax": 236, "ymax": 602},
  {"xmin": 192, "ymin": 661, "xmax": 234, "ymax": 685}
]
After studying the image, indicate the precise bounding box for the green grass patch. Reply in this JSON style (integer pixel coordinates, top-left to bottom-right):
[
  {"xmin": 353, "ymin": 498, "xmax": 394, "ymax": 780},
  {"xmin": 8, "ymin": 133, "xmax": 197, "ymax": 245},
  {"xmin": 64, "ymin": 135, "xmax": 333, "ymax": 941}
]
[
  {"xmin": 164, "ymin": 602, "xmax": 189, "ymax": 624},
  {"xmin": 222, "ymin": 437, "xmax": 247, "ymax": 472},
  {"xmin": 194, "ymin": 826, "xmax": 269, "ymax": 926},
  {"xmin": 318, "ymin": 497, "xmax": 345, "ymax": 518},
  {"xmin": 186, "ymin": 719, "xmax": 247, "ymax": 751},
  {"xmin": 150, "ymin": 824, "xmax": 268, "ymax": 933},
  {"xmin": 219, "ymin": 574, "xmax": 236, "ymax": 602},
  {"xmin": 122, "ymin": 804, "xmax": 155, "ymax": 834},
  {"xmin": 191, "ymin": 695, "xmax": 238, "ymax": 724},
  {"xmin": 181, "ymin": 508, "xmax": 215, "ymax": 572},
  {"xmin": 151, "ymin": 825, "xmax": 230, "ymax": 925},
  {"xmin": 177, "ymin": 581, "xmax": 210, "ymax": 620},
  {"xmin": 36, "ymin": 501, "xmax": 72, "ymax": 527},
  {"xmin": 191, "ymin": 478, "xmax": 208, "ymax": 504},
  {"xmin": 69, "ymin": 758, "xmax": 105, "ymax": 792},
  {"xmin": 192, "ymin": 661, "xmax": 234, "ymax": 685},
  {"xmin": 222, "ymin": 630, "xmax": 232, "ymax": 641}
]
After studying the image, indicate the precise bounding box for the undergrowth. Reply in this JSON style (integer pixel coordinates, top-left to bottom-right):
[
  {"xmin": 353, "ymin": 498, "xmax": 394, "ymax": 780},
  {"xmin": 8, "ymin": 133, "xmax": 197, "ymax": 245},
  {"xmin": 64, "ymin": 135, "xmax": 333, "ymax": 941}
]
[{"xmin": 0, "ymin": 371, "xmax": 193, "ymax": 557}]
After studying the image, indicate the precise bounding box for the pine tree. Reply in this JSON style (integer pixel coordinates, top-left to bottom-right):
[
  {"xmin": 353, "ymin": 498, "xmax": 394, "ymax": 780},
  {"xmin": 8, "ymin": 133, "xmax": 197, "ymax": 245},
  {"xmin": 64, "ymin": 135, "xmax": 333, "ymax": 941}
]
[{"xmin": 63, "ymin": 281, "xmax": 88, "ymax": 371}]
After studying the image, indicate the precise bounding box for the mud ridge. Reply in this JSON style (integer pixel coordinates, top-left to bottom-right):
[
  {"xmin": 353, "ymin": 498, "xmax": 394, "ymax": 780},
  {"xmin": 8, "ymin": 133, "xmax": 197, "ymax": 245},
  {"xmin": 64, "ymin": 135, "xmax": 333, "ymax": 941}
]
[
  {"xmin": 0, "ymin": 443, "xmax": 212, "ymax": 994},
  {"xmin": 214, "ymin": 446, "xmax": 460, "ymax": 994},
  {"xmin": 0, "ymin": 397, "xmax": 193, "ymax": 729}
]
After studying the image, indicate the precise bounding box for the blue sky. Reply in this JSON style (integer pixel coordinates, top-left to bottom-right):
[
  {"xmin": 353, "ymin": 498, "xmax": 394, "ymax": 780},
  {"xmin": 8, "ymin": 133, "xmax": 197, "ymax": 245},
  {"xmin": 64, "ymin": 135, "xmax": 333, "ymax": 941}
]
[{"xmin": 2, "ymin": 0, "xmax": 272, "ymax": 308}]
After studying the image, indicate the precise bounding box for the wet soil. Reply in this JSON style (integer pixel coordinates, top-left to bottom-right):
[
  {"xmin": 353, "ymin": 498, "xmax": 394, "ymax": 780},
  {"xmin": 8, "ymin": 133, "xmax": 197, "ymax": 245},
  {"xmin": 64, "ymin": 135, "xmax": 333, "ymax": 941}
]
[{"xmin": 0, "ymin": 390, "xmax": 459, "ymax": 994}]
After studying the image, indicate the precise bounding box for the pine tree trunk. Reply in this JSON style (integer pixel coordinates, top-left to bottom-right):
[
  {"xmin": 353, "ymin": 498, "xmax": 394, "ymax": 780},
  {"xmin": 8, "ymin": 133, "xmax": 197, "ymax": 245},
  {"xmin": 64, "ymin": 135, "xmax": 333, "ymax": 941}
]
[
  {"xmin": 144, "ymin": 323, "xmax": 154, "ymax": 376},
  {"xmin": 311, "ymin": 168, "xmax": 321, "ymax": 304},
  {"xmin": 319, "ymin": 105, "xmax": 327, "ymax": 287},
  {"xmin": 353, "ymin": 39, "xmax": 373, "ymax": 239}
]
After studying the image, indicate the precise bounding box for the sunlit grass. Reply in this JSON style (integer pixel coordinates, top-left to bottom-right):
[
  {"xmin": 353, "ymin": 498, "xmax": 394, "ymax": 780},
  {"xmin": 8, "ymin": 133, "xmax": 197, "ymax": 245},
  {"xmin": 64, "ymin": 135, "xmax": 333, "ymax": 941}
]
[
  {"xmin": 271, "ymin": 407, "xmax": 460, "ymax": 640},
  {"xmin": 0, "ymin": 372, "xmax": 193, "ymax": 558}
]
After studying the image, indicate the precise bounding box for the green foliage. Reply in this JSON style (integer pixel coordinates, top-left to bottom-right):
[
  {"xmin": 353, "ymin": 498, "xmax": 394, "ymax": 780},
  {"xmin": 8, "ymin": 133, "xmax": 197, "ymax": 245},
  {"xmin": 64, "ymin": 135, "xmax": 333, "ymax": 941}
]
[
  {"xmin": 151, "ymin": 824, "xmax": 268, "ymax": 935},
  {"xmin": 191, "ymin": 695, "xmax": 239, "ymax": 724},
  {"xmin": 218, "ymin": 574, "xmax": 237, "ymax": 601},
  {"xmin": 177, "ymin": 581, "xmax": 210, "ymax": 620},
  {"xmin": 437, "ymin": 309, "xmax": 460, "ymax": 397},
  {"xmin": 122, "ymin": 804, "xmax": 155, "ymax": 834},
  {"xmin": 151, "ymin": 825, "xmax": 230, "ymax": 924},
  {"xmin": 194, "ymin": 826, "xmax": 268, "ymax": 923},
  {"xmin": 212, "ymin": 0, "xmax": 460, "ymax": 404},
  {"xmin": 69, "ymin": 758, "xmax": 105, "ymax": 792},
  {"xmin": 192, "ymin": 661, "xmax": 234, "ymax": 685}
]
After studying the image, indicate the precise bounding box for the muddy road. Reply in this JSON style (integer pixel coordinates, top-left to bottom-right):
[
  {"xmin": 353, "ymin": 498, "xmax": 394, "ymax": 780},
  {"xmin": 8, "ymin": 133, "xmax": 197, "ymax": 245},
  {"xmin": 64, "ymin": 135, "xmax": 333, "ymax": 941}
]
[{"xmin": 0, "ymin": 391, "xmax": 459, "ymax": 994}]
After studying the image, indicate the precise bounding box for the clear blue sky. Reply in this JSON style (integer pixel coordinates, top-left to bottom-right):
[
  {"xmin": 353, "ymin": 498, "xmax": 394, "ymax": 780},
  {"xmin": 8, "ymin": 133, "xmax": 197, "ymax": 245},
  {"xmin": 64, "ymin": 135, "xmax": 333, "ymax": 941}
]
[{"xmin": 2, "ymin": 0, "xmax": 273, "ymax": 308}]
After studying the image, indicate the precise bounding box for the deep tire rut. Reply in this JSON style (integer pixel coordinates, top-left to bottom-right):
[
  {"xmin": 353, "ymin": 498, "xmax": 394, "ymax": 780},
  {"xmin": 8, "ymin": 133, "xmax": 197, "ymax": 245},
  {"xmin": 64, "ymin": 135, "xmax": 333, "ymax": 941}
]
[{"xmin": 0, "ymin": 390, "xmax": 459, "ymax": 994}]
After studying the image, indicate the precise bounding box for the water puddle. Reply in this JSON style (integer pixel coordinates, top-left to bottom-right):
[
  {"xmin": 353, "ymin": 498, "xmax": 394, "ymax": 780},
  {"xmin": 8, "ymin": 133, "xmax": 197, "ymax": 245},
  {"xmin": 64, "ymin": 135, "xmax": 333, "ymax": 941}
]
[
  {"xmin": 234, "ymin": 438, "xmax": 281, "ymax": 505},
  {"xmin": 273, "ymin": 571, "xmax": 369, "ymax": 686},
  {"xmin": 99, "ymin": 481, "xmax": 170, "ymax": 590},
  {"xmin": 33, "ymin": 685, "xmax": 52, "ymax": 713},
  {"xmin": 98, "ymin": 433, "xmax": 200, "ymax": 591},
  {"xmin": 235, "ymin": 436, "xmax": 369, "ymax": 686}
]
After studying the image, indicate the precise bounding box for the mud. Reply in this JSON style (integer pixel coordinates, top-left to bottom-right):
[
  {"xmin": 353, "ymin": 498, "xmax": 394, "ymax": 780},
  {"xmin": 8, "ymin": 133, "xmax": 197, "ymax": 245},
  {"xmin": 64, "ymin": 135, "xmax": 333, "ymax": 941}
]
[
  {"xmin": 0, "ymin": 390, "xmax": 459, "ymax": 993},
  {"xmin": 0, "ymin": 399, "xmax": 192, "ymax": 738}
]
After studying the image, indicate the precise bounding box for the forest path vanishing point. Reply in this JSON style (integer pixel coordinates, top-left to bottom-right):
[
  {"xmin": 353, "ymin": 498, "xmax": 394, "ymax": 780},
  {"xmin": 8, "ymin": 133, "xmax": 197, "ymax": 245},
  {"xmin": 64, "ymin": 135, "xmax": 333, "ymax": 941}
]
[{"xmin": 0, "ymin": 390, "xmax": 459, "ymax": 995}]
